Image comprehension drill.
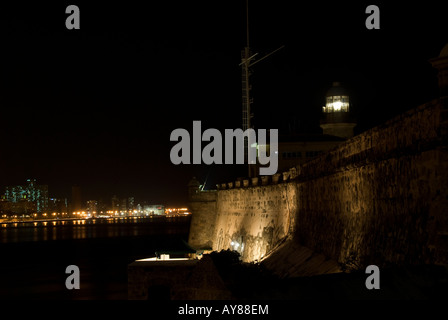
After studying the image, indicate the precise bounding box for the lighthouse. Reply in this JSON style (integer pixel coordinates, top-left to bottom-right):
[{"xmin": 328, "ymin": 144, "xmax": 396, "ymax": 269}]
[{"xmin": 320, "ymin": 82, "xmax": 357, "ymax": 139}]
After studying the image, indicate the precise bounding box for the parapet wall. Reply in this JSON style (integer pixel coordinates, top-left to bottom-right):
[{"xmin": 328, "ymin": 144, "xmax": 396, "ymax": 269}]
[{"xmin": 188, "ymin": 97, "xmax": 448, "ymax": 270}]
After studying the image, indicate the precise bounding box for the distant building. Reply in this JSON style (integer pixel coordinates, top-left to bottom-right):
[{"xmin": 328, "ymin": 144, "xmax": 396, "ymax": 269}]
[
  {"xmin": 128, "ymin": 197, "xmax": 135, "ymax": 211},
  {"xmin": 48, "ymin": 197, "xmax": 68, "ymax": 214},
  {"xmin": 97, "ymin": 199, "xmax": 108, "ymax": 214},
  {"xmin": 4, "ymin": 179, "xmax": 49, "ymax": 213},
  {"xmin": 71, "ymin": 186, "xmax": 82, "ymax": 213},
  {"xmin": 120, "ymin": 198, "xmax": 128, "ymax": 213},
  {"xmin": 0, "ymin": 196, "xmax": 35, "ymax": 216},
  {"xmin": 143, "ymin": 205, "xmax": 165, "ymax": 216},
  {"xmin": 86, "ymin": 200, "xmax": 98, "ymax": 216},
  {"xmin": 111, "ymin": 195, "xmax": 120, "ymax": 213}
]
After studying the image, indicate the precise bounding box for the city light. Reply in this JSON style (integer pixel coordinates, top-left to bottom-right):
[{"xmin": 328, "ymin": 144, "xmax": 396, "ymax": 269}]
[{"xmin": 165, "ymin": 208, "xmax": 191, "ymax": 216}]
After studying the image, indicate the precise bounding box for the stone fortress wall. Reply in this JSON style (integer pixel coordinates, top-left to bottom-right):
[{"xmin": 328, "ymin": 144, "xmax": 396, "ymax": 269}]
[{"xmin": 188, "ymin": 97, "xmax": 448, "ymax": 271}]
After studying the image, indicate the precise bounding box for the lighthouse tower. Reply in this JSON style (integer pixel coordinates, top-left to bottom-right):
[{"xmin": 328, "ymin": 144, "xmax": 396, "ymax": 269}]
[{"xmin": 320, "ymin": 82, "xmax": 357, "ymax": 139}]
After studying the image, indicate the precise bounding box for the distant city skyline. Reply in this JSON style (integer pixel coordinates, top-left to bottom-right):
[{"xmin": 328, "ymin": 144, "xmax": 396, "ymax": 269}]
[{"xmin": 0, "ymin": 178, "xmax": 178, "ymax": 215}]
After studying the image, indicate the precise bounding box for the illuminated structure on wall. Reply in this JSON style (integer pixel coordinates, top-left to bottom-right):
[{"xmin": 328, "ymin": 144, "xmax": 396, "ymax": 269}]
[{"xmin": 320, "ymin": 82, "xmax": 357, "ymax": 139}]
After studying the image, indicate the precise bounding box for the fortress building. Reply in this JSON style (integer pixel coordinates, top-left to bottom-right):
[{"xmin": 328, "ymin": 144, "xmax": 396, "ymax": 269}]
[
  {"xmin": 129, "ymin": 43, "xmax": 448, "ymax": 300},
  {"xmin": 188, "ymin": 42, "xmax": 448, "ymax": 274}
]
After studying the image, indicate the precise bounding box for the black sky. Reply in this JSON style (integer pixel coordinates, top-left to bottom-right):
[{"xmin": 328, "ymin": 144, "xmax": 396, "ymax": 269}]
[{"xmin": 0, "ymin": 1, "xmax": 447, "ymax": 206}]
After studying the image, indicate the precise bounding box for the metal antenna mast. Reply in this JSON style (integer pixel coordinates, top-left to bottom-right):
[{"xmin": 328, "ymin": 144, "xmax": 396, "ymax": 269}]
[{"xmin": 240, "ymin": 0, "xmax": 284, "ymax": 177}]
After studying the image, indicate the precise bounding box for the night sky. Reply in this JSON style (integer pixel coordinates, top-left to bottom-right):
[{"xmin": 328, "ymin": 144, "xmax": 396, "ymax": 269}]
[{"xmin": 0, "ymin": 1, "xmax": 446, "ymax": 206}]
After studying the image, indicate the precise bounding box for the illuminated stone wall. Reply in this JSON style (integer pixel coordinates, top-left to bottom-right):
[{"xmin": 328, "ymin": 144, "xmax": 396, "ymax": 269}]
[
  {"xmin": 212, "ymin": 182, "xmax": 297, "ymax": 262},
  {"xmin": 188, "ymin": 97, "xmax": 448, "ymax": 269}
]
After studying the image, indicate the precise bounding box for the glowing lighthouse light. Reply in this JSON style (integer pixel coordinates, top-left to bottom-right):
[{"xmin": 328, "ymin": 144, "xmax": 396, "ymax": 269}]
[
  {"xmin": 322, "ymin": 82, "xmax": 349, "ymax": 113},
  {"xmin": 333, "ymin": 101, "xmax": 342, "ymax": 111}
]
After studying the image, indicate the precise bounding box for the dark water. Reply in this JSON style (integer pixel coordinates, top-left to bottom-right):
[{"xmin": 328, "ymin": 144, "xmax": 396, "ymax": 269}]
[
  {"xmin": 0, "ymin": 216, "xmax": 190, "ymax": 243},
  {"xmin": 0, "ymin": 216, "xmax": 192, "ymax": 299}
]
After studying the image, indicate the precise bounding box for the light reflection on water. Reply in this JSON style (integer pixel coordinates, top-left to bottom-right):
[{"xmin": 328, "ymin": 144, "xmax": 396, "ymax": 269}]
[{"xmin": 0, "ymin": 217, "xmax": 190, "ymax": 243}]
